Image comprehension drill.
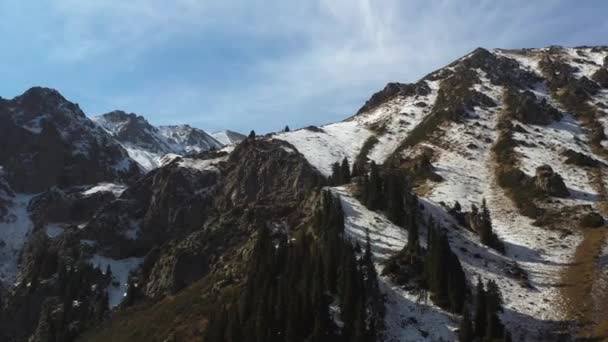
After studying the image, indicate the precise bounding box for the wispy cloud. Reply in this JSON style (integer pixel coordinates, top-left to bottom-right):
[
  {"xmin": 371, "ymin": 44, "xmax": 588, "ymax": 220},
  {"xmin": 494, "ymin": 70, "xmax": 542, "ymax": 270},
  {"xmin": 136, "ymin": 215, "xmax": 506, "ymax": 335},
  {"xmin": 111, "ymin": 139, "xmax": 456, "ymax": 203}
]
[{"xmin": 1, "ymin": 0, "xmax": 606, "ymax": 132}]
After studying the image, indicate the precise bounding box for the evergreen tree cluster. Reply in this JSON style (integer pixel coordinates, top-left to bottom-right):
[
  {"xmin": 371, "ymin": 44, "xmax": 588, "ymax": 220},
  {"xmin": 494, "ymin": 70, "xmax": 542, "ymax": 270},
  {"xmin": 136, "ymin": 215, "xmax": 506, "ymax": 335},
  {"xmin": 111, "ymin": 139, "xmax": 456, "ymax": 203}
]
[
  {"xmin": 459, "ymin": 278, "xmax": 510, "ymax": 342},
  {"xmin": 37, "ymin": 261, "xmax": 111, "ymax": 342},
  {"xmin": 205, "ymin": 191, "xmax": 384, "ymax": 342},
  {"xmin": 424, "ymin": 224, "xmax": 466, "ymax": 313},
  {"xmin": 448, "ymin": 200, "xmax": 505, "ymax": 253},
  {"xmin": 357, "ymin": 161, "xmax": 418, "ymax": 228},
  {"xmin": 330, "ymin": 157, "xmax": 352, "ymax": 186}
]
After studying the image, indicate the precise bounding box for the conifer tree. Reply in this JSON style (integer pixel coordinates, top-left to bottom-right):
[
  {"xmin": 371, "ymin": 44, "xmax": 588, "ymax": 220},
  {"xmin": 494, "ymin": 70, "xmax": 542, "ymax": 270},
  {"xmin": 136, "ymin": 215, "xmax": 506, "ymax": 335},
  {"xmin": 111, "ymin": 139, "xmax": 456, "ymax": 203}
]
[
  {"xmin": 341, "ymin": 157, "xmax": 351, "ymax": 184},
  {"xmin": 284, "ymin": 125, "xmax": 290, "ymax": 132},
  {"xmin": 485, "ymin": 279, "xmax": 504, "ymax": 339},
  {"xmin": 248, "ymin": 130, "xmax": 256, "ymax": 139},
  {"xmin": 331, "ymin": 162, "xmax": 342, "ymax": 186},
  {"xmin": 366, "ymin": 161, "xmax": 383, "ymax": 210},
  {"xmin": 459, "ymin": 307, "xmax": 474, "ymax": 342},
  {"xmin": 474, "ymin": 278, "xmax": 487, "ymax": 339},
  {"xmin": 385, "ymin": 170, "xmax": 406, "ymax": 226}
]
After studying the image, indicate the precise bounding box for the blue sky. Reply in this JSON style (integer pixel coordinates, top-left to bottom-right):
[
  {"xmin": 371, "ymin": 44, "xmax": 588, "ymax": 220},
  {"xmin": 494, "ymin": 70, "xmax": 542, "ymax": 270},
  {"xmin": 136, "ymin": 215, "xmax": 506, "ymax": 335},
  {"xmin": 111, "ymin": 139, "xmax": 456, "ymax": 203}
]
[{"xmin": 1, "ymin": 0, "xmax": 606, "ymax": 133}]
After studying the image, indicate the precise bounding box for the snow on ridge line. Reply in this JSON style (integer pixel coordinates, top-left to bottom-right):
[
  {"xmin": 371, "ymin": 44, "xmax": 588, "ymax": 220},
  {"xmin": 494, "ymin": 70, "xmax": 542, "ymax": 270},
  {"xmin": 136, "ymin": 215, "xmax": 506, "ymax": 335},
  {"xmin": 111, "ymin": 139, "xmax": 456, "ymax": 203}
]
[
  {"xmin": 275, "ymin": 121, "xmax": 373, "ymax": 177},
  {"xmin": 82, "ymin": 182, "xmax": 127, "ymax": 197}
]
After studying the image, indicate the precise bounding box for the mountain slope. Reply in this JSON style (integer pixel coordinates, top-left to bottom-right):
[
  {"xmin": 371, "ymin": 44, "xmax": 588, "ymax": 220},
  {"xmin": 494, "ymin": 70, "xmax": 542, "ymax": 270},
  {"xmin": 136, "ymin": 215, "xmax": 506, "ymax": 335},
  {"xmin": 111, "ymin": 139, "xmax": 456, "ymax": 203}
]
[
  {"xmin": 210, "ymin": 130, "xmax": 246, "ymax": 145},
  {"xmin": 275, "ymin": 45, "xmax": 608, "ymax": 340},
  {"xmin": 94, "ymin": 111, "xmax": 222, "ymax": 170}
]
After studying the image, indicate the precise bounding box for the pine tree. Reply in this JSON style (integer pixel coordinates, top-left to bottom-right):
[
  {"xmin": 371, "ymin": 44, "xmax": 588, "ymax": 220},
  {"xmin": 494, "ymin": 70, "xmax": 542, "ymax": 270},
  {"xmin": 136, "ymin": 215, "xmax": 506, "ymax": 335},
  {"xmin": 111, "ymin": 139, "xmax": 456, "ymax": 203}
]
[
  {"xmin": 485, "ymin": 279, "xmax": 504, "ymax": 339},
  {"xmin": 331, "ymin": 162, "xmax": 342, "ymax": 186},
  {"xmin": 341, "ymin": 157, "xmax": 351, "ymax": 184},
  {"xmin": 366, "ymin": 161, "xmax": 383, "ymax": 210},
  {"xmin": 405, "ymin": 196, "xmax": 420, "ymax": 255},
  {"xmin": 248, "ymin": 130, "xmax": 256, "ymax": 139},
  {"xmin": 284, "ymin": 125, "xmax": 290, "ymax": 132},
  {"xmin": 474, "ymin": 278, "xmax": 487, "ymax": 339},
  {"xmin": 385, "ymin": 171, "xmax": 406, "ymax": 226},
  {"xmin": 459, "ymin": 307, "xmax": 474, "ymax": 342}
]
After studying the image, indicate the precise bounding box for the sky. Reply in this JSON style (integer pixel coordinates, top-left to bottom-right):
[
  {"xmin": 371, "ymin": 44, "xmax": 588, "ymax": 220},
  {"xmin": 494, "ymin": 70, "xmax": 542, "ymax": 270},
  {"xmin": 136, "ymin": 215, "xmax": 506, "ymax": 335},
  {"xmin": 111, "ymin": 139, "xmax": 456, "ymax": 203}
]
[{"xmin": 0, "ymin": 0, "xmax": 606, "ymax": 133}]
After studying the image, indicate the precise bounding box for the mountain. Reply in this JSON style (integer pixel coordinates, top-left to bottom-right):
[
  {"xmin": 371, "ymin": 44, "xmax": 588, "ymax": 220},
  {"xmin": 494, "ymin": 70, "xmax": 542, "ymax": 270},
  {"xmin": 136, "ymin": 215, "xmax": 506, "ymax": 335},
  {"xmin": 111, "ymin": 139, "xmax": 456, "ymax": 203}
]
[
  {"xmin": 0, "ymin": 87, "xmax": 141, "ymax": 193},
  {"xmin": 1, "ymin": 46, "xmax": 608, "ymax": 342},
  {"xmin": 94, "ymin": 111, "xmax": 222, "ymax": 170},
  {"xmin": 210, "ymin": 130, "xmax": 246, "ymax": 145}
]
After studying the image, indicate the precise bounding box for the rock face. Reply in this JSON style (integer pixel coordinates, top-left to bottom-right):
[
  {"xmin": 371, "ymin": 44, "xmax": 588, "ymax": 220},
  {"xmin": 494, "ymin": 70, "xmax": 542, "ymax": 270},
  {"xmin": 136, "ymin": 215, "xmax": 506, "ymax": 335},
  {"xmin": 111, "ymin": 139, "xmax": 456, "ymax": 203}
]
[
  {"xmin": 28, "ymin": 187, "xmax": 117, "ymax": 227},
  {"xmin": 505, "ymin": 89, "xmax": 561, "ymax": 125},
  {"xmin": 592, "ymin": 68, "xmax": 608, "ymax": 88},
  {"xmin": 0, "ymin": 88, "xmax": 141, "ymax": 193},
  {"xmin": 533, "ymin": 165, "xmax": 569, "ymax": 197},
  {"xmin": 356, "ymin": 81, "xmax": 431, "ymax": 115},
  {"xmin": 561, "ymin": 149, "xmax": 600, "ymax": 167},
  {"xmin": 141, "ymin": 138, "xmax": 325, "ymax": 297},
  {"xmin": 579, "ymin": 212, "xmax": 605, "ymax": 228}
]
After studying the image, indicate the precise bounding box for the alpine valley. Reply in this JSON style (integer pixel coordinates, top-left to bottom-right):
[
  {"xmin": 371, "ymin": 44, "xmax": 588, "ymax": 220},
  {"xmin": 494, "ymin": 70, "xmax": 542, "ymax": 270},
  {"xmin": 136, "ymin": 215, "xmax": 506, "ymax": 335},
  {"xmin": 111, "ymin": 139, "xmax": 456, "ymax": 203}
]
[{"xmin": 1, "ymin": 46, "xmax": 608, "ymax": 342}]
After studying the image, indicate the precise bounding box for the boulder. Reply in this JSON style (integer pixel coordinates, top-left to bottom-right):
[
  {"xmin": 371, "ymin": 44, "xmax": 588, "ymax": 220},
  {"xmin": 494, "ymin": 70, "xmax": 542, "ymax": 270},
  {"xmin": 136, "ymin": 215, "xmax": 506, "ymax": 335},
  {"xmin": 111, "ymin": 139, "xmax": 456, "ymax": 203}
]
[
  {"xmin": 533, "ymin": 165, "xmax": 569, "ymax": 197},
  {"xmin": 579, "ymin": 212, "xmax": 605, "ymax": 228},
  {"xmin": 592, "ymin": 68, "xmax": 608, "ymax": 88},
  {"xmin": 561, "ymin": 149, "xmax": 600, "ymax": 167},
  {"xmin": 505, "ymin": 89, "xmax": 561, "ymax": 125}
]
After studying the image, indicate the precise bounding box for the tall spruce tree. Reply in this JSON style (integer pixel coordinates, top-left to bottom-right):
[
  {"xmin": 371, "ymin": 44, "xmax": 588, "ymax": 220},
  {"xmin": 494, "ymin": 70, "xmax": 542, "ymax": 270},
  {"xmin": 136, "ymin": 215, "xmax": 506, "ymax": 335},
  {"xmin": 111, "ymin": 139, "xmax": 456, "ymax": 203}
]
[
  {"xmin": 459, "ymin": 307, "xmax": 474, "ymax": 342},
  {"xmin": 341, "ymin": 157, "xmax": 352, "ymax": 185},
  {"xmin": 366, "ymin": 161, "xmax": 383, "ymax": 210},
  {"xmin": 474, "ymin": 278, "xmax": 487, "ymax": 339}
]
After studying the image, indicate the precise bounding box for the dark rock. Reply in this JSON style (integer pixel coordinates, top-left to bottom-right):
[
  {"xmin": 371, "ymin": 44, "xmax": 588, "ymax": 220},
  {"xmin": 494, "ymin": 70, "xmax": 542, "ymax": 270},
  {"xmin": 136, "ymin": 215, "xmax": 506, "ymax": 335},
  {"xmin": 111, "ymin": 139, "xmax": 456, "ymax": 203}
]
[
  {"xmin": 304, "ymin": 125, "xmax": 325, "ymax": 133},
  {"xmin": 505, "ymin": 89, "xmax": 561, "ymax": 125},
  {"xmin": 579, "ymin": 212, "xmax": 605, "ymax": 228},
  {"xmin": 356, "ymin": 81, "xmax": 431, "ymax": 115},
  {"xmin": 533, "ymin": 165, "xmax": 569, "ymax": 197},
  {"xmin": 561, "ymin": 149, "xmax": 600, "ymax": 167},
  {"xmin": 513, "ymin": 124, "xmax": 528, "ymax": 133},
  {"xmin": 592, "ymin": 68, "xmax": 608, "ymax": 88},
  {"xmin": 0, "ymin": 88, "xmax": 141, "ymax": 193}
]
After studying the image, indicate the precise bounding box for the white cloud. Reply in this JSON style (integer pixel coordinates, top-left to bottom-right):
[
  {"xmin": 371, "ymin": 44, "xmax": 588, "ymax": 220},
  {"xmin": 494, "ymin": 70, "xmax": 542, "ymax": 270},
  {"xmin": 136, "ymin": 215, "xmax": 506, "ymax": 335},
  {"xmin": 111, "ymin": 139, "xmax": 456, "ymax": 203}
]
[{"xmin": 1, "ymin": 0, "xmax": 605, "ymax": 132}]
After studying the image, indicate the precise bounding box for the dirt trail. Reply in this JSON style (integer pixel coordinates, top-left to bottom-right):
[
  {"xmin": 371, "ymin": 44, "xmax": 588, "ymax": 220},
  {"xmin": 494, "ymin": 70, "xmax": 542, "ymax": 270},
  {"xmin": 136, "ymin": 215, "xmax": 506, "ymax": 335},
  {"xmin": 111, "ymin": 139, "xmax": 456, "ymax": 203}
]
[{"xmin": 558, "ymin": 168, "xmax": 608, "ymax": 339}]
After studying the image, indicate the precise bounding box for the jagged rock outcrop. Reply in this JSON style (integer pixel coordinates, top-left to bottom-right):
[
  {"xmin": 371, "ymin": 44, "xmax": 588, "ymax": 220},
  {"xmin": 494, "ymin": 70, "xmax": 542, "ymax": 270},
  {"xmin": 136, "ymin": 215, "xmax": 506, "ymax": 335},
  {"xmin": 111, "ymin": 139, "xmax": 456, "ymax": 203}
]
[
  {"xmin": 505, "ymin": 88, "xmax": 561, "ymax": 125},
  {"xmin": 592, "ymin": 68, "xmax": 608, "ymax": 88},
  {"xmin": 356, "ymin": 81, "xmax": 431, "ymax": 114},
  {"xmin": 579, "ymin": 212, "xmax": 605, "ymax": 228},
  {"xmin": 142, "ymin": 138, "xmax": 325, "ymax": 297},
  {"xmin": 533, "ymin": 165, "xmax": 569, "ymax": 197},
  {"xmin": 561, "ymin": 148, "xmax": 601, "ymax": 167},
  {"xmin": 80, "ymin": 153, "xmax": 224, "ymax": 258},
  {"xmin": 28, "ymin": 187, "xmax": 117, "ymax": 227}
]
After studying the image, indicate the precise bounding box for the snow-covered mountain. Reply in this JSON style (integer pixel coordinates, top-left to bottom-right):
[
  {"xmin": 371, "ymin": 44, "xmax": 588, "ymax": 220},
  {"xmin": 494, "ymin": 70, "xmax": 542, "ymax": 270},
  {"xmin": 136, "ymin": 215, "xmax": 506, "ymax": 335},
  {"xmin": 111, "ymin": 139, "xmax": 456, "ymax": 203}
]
[
  {"xmin": 210, "ymin": 130, "xmax": 246, "ymax": 145},
  {"xmin": 274, "ymin": 46, "xmax": 608, "ymax": 340},
  {"xmin": 94, "ymin": 111, "xmax": 222, "ymax": 170}
]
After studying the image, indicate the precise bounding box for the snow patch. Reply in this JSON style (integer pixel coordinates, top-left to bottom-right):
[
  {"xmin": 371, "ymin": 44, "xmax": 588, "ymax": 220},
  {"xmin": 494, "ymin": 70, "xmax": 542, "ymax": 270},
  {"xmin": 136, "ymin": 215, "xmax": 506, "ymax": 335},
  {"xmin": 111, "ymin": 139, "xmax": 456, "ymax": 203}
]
[{"xmin": 89, "ymin": 255, "xmax": 144, "ymax": 308}]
